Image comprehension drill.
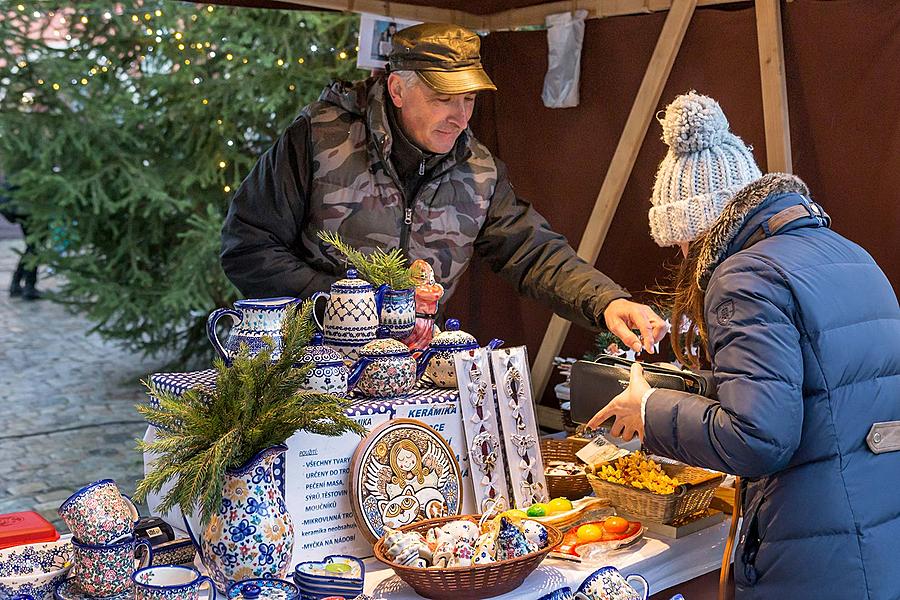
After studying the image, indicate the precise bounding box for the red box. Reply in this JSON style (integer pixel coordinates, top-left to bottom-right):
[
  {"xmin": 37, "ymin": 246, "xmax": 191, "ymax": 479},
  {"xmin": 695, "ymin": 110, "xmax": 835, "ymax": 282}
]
[{"xmin": 0, "ymin": 511, "xmax": 60, "ymax": 549}]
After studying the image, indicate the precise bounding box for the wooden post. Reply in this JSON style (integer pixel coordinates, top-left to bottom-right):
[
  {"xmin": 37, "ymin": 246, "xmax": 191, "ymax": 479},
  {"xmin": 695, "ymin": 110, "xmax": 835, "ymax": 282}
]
[
  {"xmin": 530, "ymin": 0, "xmax": 697, "ymax": 413},
  {"xmin": 755, "ymin": 0, "xmax": 792, "ymax": 172}
]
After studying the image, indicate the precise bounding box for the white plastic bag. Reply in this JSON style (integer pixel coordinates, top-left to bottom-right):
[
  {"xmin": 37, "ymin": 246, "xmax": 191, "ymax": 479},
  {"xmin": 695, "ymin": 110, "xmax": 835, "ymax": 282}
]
[{"xmin": 542, "ymin": 10, "xmax": 589, "ymax": 109}]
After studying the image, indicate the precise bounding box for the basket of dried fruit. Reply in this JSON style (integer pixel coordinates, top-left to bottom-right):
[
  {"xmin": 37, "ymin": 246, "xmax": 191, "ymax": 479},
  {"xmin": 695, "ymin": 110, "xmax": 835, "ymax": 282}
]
[
  {"xmin": 541, "ymin": 437, "xmax": 592, "ymax": 501},
  {"xmin": 585, "ymin": 451, "xmax": 724, "ymax": 524}
]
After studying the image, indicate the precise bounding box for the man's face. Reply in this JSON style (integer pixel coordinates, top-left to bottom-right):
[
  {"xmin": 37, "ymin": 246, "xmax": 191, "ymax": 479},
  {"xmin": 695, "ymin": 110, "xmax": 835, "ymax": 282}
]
[{"xmin": 387, "ymin": 73, "xmax": 476, "ymax": 154}]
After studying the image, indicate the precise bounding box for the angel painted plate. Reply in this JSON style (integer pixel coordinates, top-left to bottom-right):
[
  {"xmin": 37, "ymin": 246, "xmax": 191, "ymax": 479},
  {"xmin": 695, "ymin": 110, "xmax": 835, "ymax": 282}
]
[{"xmin": 349, "ymin": 418, "xmax": 463, "ymax": 544}]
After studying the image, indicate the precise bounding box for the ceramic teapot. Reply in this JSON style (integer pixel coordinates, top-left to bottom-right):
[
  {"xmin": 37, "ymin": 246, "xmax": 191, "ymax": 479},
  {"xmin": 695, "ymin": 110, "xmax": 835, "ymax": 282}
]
[
  {"xmin": 347, "ymin": 327, "xmax": 418, "ymax": 397},
  {"xmin": 416, "ymin": 319, "xmax": 504, "ymax": 388},
  {"xmin": 311, "ymin": 269, "xmax": 387, "ymax": 361},
  {"xmin": 296, "ymin": 332, "xmax": 349, "ymax": 396},
  {"xmin": 207, "ymin": 297, "xmax": 300, "ymax": 365}
]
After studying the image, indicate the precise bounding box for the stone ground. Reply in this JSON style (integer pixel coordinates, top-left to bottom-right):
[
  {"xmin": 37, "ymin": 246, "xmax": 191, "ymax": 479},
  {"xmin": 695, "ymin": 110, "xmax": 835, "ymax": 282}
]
[{"xmin": 0, "ymin": 219, "xmax": 174, "ymax": 532}]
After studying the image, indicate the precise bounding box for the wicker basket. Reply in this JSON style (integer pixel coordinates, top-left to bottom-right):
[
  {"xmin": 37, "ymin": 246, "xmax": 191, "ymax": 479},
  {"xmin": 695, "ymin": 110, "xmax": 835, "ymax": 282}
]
[
  {"xmin": 586, "ymin": 461, "xmax": 724, "ymax": 525},
  {"xmin": 372, "ymin": 514, "xmax": 563, "ymax": 600},
  {"xmin": 541, "ymin": 437, "xmax": 592, "ymax": 501}
]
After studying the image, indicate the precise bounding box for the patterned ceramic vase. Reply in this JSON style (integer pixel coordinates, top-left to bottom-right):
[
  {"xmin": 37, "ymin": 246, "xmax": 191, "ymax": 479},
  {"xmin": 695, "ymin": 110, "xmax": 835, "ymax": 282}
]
[
  {"xmin": 415, "ymin": 319, "xmax": 504, "ymax": 388},
  {"xmin": 71, "ymin": 536, "xmax": 152, "ymax": 596},
  {"xmin": 132, "ymin": 565, "xmax": 214, "ymax": 600},
  {"xmin": 378, "ymin": 288, "xmax": 415, "ymax": 340},
  {"xmin": 57, "ymin": 479, "xmax": 139, "ymax": 544},
  {"xmin": 347, "ymin": 327, "xmax": 417, "ymax": 397},
  {"xmin": 296, "ymin": 333, "xmax": 349, "ymax": 396},
  {"xmin": 311, "ymin": 270, "xmax": 386, "ymax": 361},
  {"xmin": 198, "ymin": 445, "xmax": 294, "ymax": 592},
  {"xmin": 207, "ymin": 297, "xmax": 300, "ymax": 366}
]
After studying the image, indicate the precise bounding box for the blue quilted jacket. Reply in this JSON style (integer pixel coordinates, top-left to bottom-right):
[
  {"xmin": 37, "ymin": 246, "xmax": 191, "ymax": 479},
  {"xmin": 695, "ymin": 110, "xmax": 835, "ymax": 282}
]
[{"xmin": 644, "ymin": 174, "xmax": 900, "ymax": 600}]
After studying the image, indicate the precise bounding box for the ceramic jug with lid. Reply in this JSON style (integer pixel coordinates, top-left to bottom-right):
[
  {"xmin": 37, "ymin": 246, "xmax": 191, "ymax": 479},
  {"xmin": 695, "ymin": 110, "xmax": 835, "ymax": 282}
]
[
  {"xmin": 312, "ymin": 269, "xmax": 387, "ymax": 361},
  {"xmin": 416, "ymin": 319, "xmax": 504, "ymax": 388},
  {"xmin": 347, "ymin": 327, "xmax": 418, "ymax": 397},
  {"xmin": 207, "ymin": 297, "xmax": 300, "ymax": 366},
  {"xmin": 296, "ymin": 332, "xmax": 349, "ymax": 396}
]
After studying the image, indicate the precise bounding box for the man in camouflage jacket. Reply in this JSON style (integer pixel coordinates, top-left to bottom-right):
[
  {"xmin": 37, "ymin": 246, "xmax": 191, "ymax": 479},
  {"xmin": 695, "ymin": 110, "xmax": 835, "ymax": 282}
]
[{"xmin": 221, "ymin": 23, "xmax": 665, "ymax": 351}]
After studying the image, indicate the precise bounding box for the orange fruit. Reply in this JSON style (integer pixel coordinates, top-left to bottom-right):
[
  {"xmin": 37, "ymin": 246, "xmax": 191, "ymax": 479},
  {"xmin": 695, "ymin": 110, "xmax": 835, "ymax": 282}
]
[
  {"xmin": 576, "ymin": 524, "xmax": 604, "ymax": 543},
  {"xmin": 603, "ymin": 516, "xmax": 629, "ymax": 534}
]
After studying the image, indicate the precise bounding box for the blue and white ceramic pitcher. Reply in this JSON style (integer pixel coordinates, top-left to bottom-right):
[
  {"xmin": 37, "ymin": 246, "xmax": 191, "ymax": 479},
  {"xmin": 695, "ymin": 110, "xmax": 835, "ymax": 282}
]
[
  {"xmin": 206, "ymin": 297, "xmax": 300, "ymax": 365},
  {"xmin": 312, "ymin": 269, "xmax": 386, "ymax": 361}
]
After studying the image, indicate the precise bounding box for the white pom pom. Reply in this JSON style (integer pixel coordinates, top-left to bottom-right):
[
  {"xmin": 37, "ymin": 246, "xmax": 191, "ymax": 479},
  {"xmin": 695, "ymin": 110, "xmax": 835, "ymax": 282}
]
[{"xmin": 660, "ymin": 91, "xmax": 730, "ymax": 154}]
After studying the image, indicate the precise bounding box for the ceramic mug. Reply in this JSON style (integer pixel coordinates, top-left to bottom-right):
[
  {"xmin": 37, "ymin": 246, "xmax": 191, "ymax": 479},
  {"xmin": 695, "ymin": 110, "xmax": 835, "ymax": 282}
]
[
  {"xmin": 132, "ymin": 565, "xmax": 215, "ymax": 600},
  {"xmin": 58, "ymin": 479, "xmax": 139, "ymax": 544},
  {"xmin": 537, "ymin": 587, "xmax": 574, "ymax": 600},
  {"xmin": 72, "ymin": 536, "xmax": 152, "ymax": 596},
  {"xmin": 575, "ymin": 566, "xmax": 649, "ymax": 600}
]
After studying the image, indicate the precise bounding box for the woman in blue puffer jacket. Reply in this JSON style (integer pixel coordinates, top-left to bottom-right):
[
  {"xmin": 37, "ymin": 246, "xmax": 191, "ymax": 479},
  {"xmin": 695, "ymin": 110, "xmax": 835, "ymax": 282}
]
[{"xmin": 590, "ymin": 92, "xmax": 900, "ymax": 599}]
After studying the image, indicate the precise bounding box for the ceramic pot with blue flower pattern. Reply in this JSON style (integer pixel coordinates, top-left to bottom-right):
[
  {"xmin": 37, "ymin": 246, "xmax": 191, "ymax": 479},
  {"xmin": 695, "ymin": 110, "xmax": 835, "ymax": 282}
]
[
  {"xmin": 347, "ymin": 327, "xmax": 417, "ymax": 397},
  {"xmin": 207, "ymin": 297, "xmax": 300, "ymax": 366},
  {"xmin": 196, "ymin": 445, "xmax": 294, "ymax": 592},
  {"xmin": 296, "ymin": 333, "xmax": 349, "ymax": 396},
  {"xmin": 132, "ymin": 565, "xmax": 214, "ymax": 600}
]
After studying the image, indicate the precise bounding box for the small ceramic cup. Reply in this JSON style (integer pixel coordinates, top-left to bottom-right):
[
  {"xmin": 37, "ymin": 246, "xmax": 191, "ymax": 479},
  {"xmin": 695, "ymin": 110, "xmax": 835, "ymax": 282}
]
[
  {"xmin": 132, "ymin": 565, "xmax": 215, "ymax": 600},
  {"xmin": 71, "ymin": 536, "xmax": 152, "ymax": 596},
  {"xmin": 575, "ymin": 566, "xmax": 649, "ymax": 600},
  {"xmin": 537, "ymin": 587, "xmax": 574, "ymax": 600},
  {"xmin": 58, "ymin": 479, "xmax": 139, "ymax": 544}
]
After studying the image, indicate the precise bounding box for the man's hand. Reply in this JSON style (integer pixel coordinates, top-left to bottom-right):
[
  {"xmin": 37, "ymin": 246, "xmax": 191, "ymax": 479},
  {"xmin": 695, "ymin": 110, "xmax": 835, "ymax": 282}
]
[
  {"xmin": 603, "ymin": 299, "xmax": 668, "ymax": 354},
  {"xmin": 587, "ymin": 362, "xmax": 650, "ymax": 442}
]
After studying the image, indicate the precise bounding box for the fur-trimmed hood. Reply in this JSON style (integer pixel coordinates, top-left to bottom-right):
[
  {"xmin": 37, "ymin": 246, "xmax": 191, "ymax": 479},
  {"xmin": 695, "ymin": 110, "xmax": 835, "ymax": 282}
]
[{"xmin": 696, "ymin": 173, "xmax": 810, "ymax": 289}]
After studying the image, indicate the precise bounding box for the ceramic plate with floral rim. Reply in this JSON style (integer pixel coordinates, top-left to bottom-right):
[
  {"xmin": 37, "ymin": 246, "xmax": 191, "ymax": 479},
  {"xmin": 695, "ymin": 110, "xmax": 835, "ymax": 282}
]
[
  {"xmin": 293, "ymin": 554, "xmax": 364, "ymax": 586},
  {"xmin": 54, "ymin": 578, "xmax": 132, "ymax": 600},
  {"xmin": 349, "ymin": 419, "xmax": 463, "ymax": 544}
]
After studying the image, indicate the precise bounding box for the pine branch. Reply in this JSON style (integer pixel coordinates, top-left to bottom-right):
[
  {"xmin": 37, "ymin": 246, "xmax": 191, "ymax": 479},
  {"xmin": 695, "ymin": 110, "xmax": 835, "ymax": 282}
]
[{"xmin": 317, "ymin": 230, "xmax": 414, "ymax": 289}]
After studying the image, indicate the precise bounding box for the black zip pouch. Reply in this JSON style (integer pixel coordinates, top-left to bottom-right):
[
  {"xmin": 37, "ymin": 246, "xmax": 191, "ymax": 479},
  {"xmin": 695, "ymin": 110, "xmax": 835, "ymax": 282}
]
[{"xmin": 569, "ymin": 356, "xmax": 708, "ymax": 425}]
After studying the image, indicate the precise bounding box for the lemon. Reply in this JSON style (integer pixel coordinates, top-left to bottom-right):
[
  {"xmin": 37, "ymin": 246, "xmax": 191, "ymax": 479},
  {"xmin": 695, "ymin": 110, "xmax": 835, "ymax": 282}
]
[
  {"xmin": 546, "ymin": 497, "xmax": 574, "ymax": 514},
  {"xmin": 576, "ymin": 523, "xmax": 604, "ymax": 542},
  {"xmin": 526, "ymin": 503, "xmax": 548, "ymax": 517}
]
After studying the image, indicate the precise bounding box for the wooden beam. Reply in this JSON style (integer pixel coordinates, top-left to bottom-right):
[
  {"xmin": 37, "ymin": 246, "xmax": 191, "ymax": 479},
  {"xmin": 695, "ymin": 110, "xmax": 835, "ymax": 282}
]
[
  {"xmin": 485, "ymin": 0, "xmax": 745, "ymax": 30},
  {"xmin": 263, "ymin": 0, "xmax": 485, "ymax": 28},
  {"xmin": 755, "ymin": 0, "xmax": 792, "ymax": 172},
  {"xmin": 235, "ymin": 0, "xmax": 747, "ymax": 31},
  {"xmin": 531, "ymin": 0, "xmax": 698, "ymax": 417}
]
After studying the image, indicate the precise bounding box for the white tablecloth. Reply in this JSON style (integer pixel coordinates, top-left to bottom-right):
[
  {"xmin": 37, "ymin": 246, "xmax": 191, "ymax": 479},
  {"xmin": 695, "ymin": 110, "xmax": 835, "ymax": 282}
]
[{"xmin": 361, "ymin": 520, "xmax": 730, "ymax": 599}]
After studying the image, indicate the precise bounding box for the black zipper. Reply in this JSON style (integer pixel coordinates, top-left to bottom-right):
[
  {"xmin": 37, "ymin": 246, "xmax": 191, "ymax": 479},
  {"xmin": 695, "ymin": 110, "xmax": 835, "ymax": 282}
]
[{"xmin": 399, "ymin": 157, "xmax": 426, "ymax": 257}]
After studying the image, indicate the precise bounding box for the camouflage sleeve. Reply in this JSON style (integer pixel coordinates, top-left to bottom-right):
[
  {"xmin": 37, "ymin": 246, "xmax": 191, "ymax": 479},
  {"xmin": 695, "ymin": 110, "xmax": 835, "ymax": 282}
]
[
  {"xmin": 220, "ymin": 115, "xmax": 337, "ymax": 298},
  {"xmin": 473, "ymin": 159, "xmax": 631, "ymax": 331}
]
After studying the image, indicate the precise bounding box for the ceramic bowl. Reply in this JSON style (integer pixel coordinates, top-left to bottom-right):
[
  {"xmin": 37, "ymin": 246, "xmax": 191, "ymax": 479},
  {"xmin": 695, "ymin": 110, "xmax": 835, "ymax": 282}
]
[{"xmin": 0, "ymin": 539, "xmax": 73, "ymax": 600}]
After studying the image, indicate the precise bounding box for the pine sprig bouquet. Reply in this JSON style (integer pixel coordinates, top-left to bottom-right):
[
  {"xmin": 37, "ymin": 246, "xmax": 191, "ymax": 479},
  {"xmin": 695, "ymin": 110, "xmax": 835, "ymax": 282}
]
[
  {"xmin": 318, "ymin": 230, "xmax": 415, "ymax": 290},
  {"xmin": 135, "ymin": 299, "xmax": 366, "ymax": 523}
]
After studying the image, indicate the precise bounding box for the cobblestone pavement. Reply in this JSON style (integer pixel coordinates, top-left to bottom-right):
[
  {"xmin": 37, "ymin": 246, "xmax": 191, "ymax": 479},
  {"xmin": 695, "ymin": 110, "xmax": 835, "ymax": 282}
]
[{"xmin": 0, "ymin": 239, "xmax": 174, "ymax": 531}]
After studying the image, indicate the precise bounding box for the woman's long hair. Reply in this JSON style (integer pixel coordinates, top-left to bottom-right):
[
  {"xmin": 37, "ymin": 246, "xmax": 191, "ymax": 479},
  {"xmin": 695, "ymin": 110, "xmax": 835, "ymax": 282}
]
[{"xmin": 670, "ymin": 237, "xmax": 710, "ymax": 370}]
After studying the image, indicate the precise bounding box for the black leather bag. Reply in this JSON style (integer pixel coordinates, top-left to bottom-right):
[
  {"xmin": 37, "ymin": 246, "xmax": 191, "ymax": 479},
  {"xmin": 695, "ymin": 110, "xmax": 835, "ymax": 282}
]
[{"xmin": 569, "ymin": 356, "xmax": 708, "ymax": 425}]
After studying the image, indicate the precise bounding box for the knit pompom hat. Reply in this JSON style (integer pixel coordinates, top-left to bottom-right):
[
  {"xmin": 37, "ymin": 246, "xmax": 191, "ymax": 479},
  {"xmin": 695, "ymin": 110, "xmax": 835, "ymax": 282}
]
[{"xmin": 649, "ymin": 91, "xmax": 762, "ymax": 247}]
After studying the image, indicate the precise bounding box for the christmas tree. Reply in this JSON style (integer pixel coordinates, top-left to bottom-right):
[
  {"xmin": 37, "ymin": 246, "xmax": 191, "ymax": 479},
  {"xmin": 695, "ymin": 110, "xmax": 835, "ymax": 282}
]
[{"xmin": 0, "ymin": 2, "xmax": 362, "ymax": 363}]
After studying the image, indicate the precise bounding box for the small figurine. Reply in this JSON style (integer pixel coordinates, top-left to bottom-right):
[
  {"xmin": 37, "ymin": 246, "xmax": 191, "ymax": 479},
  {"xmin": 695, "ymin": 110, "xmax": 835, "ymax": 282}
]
[{"xmin": 401, "ymin": 259, "xmax": 444, "ymax": 350}]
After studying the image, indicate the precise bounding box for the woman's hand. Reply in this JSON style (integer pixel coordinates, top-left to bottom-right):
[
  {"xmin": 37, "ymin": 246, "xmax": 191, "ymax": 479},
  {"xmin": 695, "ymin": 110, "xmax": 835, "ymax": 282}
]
[{"xmin": 587, "ymin": 362, "xmax": 651, "ymax": 442}]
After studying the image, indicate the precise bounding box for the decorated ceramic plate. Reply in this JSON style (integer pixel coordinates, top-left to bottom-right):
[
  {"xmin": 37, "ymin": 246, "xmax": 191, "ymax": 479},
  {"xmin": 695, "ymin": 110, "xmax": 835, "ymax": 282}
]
[
  {"xmin": 349, "ymin": 418, "xmax": 463, "ymax": 544},
  {"xmin": 54, "ymin": 578, "xmax": 133, "ymax": 600}
]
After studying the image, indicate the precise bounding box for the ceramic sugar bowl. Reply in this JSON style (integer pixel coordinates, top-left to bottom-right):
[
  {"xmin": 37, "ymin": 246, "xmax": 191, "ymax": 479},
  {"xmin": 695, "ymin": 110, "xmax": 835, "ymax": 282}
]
[
  {"xmin": 297, "ymin": 332, "xmax": 349, "ymax": 396},
  {"xmin": 348, "ymin": 327, "xmax": 417, "ymax": 397},
  {"xmin": 416, "ymin": 319, "xmax": 503, "ymax": 388}
]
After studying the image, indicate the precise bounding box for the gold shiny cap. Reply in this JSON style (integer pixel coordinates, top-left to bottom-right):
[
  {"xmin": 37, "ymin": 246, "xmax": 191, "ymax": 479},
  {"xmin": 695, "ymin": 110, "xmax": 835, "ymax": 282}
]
[{"xmin": 389, "ymin": 23, "xmax": 497, "ymax": 94}]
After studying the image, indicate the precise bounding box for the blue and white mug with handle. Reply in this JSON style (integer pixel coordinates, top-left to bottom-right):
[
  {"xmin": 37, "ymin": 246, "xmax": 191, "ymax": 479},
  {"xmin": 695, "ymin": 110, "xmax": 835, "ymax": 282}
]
[
  {"xmin": 575, "ymin": 566, "xmax": 649, "ymax": 600},
  {"xmin": 132, "ymin": 565, "xmax": 216, "ymax": 600}
]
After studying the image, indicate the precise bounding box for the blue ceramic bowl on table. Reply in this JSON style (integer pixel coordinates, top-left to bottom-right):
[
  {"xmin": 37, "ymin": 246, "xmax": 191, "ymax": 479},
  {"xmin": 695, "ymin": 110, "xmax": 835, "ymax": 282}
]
[
  {"xmin": 293, "ymin": 555, "xmax": 364, "ymax": 600},
  {"xmin": 0, "ymin": 539, "xmax": 73, "ymax": 600}
]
